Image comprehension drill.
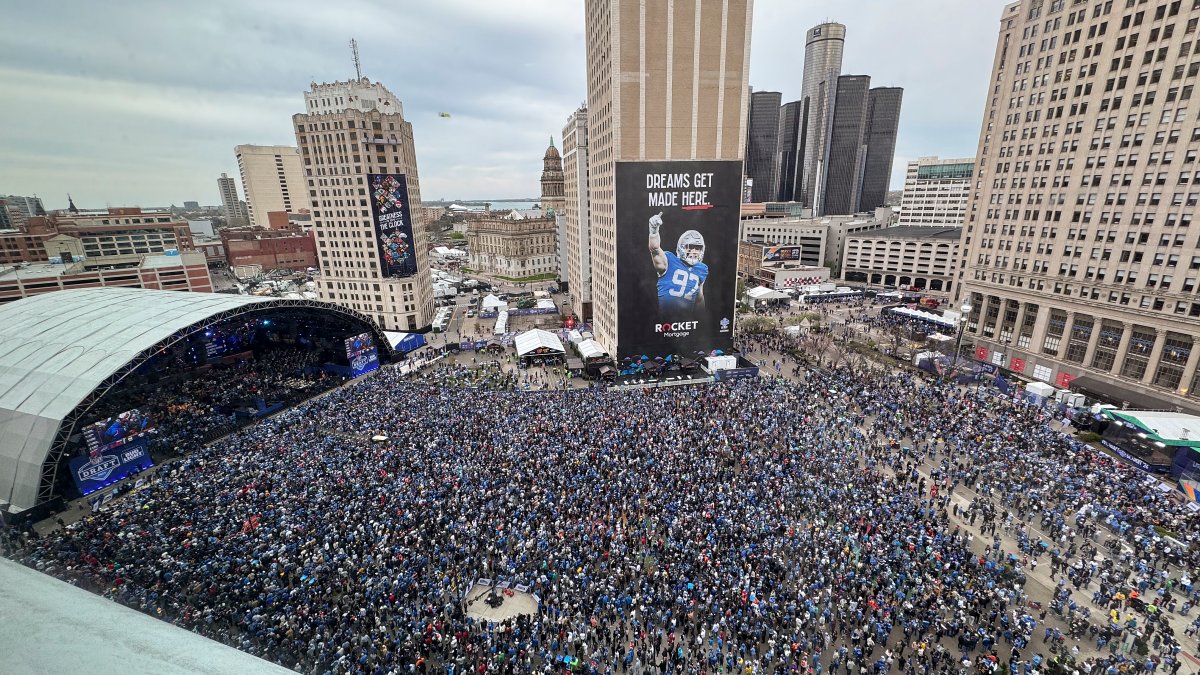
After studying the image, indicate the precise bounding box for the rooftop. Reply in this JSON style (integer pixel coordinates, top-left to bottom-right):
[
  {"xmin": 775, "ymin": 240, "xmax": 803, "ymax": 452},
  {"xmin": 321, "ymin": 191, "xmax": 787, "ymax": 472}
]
[{"xmin": 857, "ymin": 226, "xmax": 962, "ymax": 241}]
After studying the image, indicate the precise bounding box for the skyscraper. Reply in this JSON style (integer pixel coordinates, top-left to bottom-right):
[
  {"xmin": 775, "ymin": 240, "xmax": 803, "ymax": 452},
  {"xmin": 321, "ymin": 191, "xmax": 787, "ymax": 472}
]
[
  {"xmin": 956, "ymin": 0, "xmax": 1200, "ymax": 412},
  {"xmin": 217, "ymin": 173, "xmax": 247, "ymax": 225},
  {"xmin": 562, "ymin": 106, "xmax": 592, "ymax": 320},
  {"xmin": 235, "ymin": 145, "xmax": 311, "ymax": 227},
  {"xmin": 822, "ymin": 75, "xmax": 871, "ymax": 215},
  {"xmin": 859, "ymin": 86, "xmax": 903, "ymax": 211},
  {"xmin": 584, "ymin": 0, "xmax": 753, "ymax": 357},
  {"xmin": 798, "ymin": 22, "xmax": 846, "ymax": 212},
  {"xmin": 292, "ymin": 78, "xmax": 433, "ymax": 333},
  {"xmin": 745, "ymin": 90, "xmax": 782, "ymax": 202},
  {"xmin": 776, "ymin": 100, "xmax": 803, "ymax": 202}
]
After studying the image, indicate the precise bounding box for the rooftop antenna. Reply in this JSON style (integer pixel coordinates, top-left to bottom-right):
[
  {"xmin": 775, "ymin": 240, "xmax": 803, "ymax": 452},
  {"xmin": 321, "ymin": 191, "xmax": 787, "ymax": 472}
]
[{"xmin": 350, "ymin": 38, "xmax": 363, "ymax": 80}]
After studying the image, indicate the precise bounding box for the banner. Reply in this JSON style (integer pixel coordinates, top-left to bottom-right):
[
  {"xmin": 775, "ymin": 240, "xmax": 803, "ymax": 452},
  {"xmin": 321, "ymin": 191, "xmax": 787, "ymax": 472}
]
[
  {"xmin": 615, "ymin": 160, "xmax": 740, "ymax": 359},
  {"xmin": 762, "ymin": 245, "xmax": 804, "ymax": 263},
  {"xmin": 368, "ymin": 174, "xmax": 418, "ymax": 278},
  {"xmin": 69, "ymin": 437, "xmax": 153, "ymax": 496},
  {"xmin": 344, "ymin": 332, "xmax": 380, "ymax": 377}
]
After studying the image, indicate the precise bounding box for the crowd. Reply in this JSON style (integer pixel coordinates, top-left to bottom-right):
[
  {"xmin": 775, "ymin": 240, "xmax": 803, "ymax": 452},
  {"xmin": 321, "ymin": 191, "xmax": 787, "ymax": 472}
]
[{"xmin": 7, "ymin": 360, "xmax": 1200, "ymax": 675}]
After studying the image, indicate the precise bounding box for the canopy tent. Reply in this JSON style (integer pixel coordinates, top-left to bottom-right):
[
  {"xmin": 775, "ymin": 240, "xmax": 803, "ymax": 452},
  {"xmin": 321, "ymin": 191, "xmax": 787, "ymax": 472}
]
[
  {"xmin": 745, "ymin": 286, "xmax": 790, "ymax": 302},
  {"xmin": 576, "ymin": 339, "xmax": 609, "ymax": 361},
  {"xmin": 887, "ymin": 305, "xmax": 956, "ymax": 327},
  {"xmin": 535, "ymin": 299, "xmax": 556, "ymax": 310},
  {"xmin": 514, "ymin": 329, "xmax": 566, "ymax": 358},
  {"xmin": 383, "ymin": 331, "xmax": 426, "ymax": 354},
  {"xmin": 481, "ymin": 294, "xmax": 507, "ymax": 312},
  {"xmin": 926, "ymin": 332, "xmax": 954, "ymax": 343}
]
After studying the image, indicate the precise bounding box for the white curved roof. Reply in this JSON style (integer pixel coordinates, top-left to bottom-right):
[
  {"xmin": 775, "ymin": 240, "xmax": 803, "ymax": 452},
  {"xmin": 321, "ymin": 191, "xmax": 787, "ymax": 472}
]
[
  {"xmin": 0, "ymin": 289, "xmax": 277, "ymax": 509},
  {"xmin": 514, "ymin": 328, "xmax": 565, "ymax": 356}
]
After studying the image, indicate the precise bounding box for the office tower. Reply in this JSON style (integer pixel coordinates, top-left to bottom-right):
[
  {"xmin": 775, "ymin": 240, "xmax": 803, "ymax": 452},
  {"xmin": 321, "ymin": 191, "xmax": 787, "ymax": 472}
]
[
  {"xmin": 235, "ymin": 145, "xmax": 311, "ymax": 227},
  {"xmin": 777, "ymin": 100, "xmax": 803, "ymax": 201},
  {"xmin": 217, "ymin": 174, "xmax": 247, "ymax": 225},
  {"xmin": 798, "ymin": 22, "xmax": 846, "ymax": 212},
  {"xmin": 745, "ymin": 90, "xmax": 782, "ymax": 202},
  {"xmin": 292, "ymin": 78, "xmax": 433, "ymax": 333},
  {"xmin": 822, "ymin": 75, "xmax": 872, "ymax": 215},
  {"xmin": 2, "ymin": 195, "xmax": 45, "ymax": 220},
  {"xmin": 584, "ymin": 0, "xmax": 753, "ymax": 357},
  {"xmin": 859, "ymin": 86, "xmax": 904, "ymax": 211},
  {"xmin": 562, "ymin": 106, "xmax": 592, "ymax": 320},
  {"xmin": 957, "ymin": 0, "xmax": 1200, "ymax": 411},
  {"xmin": 897, "ymin": 157, "xmax": 974, "ymax": 226}
]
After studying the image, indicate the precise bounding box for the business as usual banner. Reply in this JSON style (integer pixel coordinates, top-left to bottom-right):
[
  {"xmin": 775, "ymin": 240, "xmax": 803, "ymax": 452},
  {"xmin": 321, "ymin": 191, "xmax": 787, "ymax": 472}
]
[
  {"xmin": 368, "ymin": 173, "xmax": 418, "ymax": 278},
  {"xmin": 615, "ymin": 160, "xmax": 741, "ymax": 359}
]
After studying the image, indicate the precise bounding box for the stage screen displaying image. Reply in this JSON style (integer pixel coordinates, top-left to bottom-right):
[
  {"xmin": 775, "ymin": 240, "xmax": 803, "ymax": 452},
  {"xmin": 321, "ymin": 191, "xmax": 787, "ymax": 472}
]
[
  {"xmin": 83, "ymin": 408, "xmax": 154, "ymax": 452},
  {"xmin": 344, "ymin": 332, "xmax": 380, "ymax": 377},
  {"xmin": 615, "ymin": 160, "xmax": 741, "ymax": 359}
]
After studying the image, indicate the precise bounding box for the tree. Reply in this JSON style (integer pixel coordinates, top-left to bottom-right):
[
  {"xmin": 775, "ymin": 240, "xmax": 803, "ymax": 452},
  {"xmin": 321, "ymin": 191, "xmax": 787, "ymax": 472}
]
[
  {"xmin": 739, "ymin": 316, "xmax": 776, "ymax": 335},
  {"xmin": 449, "ymin": 231, "xmax": 466, "ymax": 240}
]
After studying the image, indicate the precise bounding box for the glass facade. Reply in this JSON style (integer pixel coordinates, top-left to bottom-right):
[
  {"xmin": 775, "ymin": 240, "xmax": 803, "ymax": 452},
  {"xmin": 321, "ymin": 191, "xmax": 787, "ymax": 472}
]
[{"xmin": 916, "ymin": 162, "xmax": 974, "ymax": 180}]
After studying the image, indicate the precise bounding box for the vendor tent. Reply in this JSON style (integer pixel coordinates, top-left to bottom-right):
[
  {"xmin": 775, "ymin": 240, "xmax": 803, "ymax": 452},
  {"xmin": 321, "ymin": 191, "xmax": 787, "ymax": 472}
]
[
  {"xmin": 515, "ymin": 329, "xmax": 566, "ymax": 360},
  {"xmin": 576, "ymin": 339, "xmax": 608, "ymax": 361},
  {"xmin": 481, "ymin": 294, "xmax": 507, "ymax": 312}
]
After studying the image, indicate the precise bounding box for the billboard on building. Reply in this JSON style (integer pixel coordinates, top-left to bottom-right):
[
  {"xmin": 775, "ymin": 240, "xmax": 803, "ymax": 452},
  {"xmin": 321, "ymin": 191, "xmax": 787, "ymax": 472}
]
[
  {"xmin": 762, "ymin": 245, "xmax": 804, "ymax": 262},
  {"xmin": 615, "ymin": 160, "xmax": 741, "ymax": 359},
  {"xmin": 368, "ymin": 174, "xmax": 418, "ymax": 278}
]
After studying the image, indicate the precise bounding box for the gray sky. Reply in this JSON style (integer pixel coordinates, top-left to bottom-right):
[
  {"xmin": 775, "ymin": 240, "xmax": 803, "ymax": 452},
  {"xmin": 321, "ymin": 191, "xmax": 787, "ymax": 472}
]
[{"xmin": 0, "ymin": 0, "xmax": 1004, "ymax": 210}]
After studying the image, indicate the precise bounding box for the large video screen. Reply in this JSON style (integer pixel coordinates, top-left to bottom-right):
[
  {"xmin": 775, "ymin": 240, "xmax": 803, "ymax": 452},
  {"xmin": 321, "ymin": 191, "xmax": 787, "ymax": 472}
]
[
  {"xmin": 69, "ymin": 438, "xmax": 154, "ymax": 496},
  {"xmin": 615, "ymin": 160, "xmax": 740, "ymax": 359},
  {"xmin": 344, "ymin": 332, "xmax": 380, "ymax": 377},
  {"xmin": 368, "ymin": 173, "xmax": 418, "ymax": 278},
  {"xmin": 83, "ymin": 408, "xmax": 154, "ymax": 453}
]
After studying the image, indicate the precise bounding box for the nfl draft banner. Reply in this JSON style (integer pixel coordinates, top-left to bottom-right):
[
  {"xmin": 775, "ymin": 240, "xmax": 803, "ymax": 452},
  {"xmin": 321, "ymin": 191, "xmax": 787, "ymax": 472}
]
[
  {"xmin": 615, "ymin": 160, "xmax": 741, "ymax": 359},
  {"xmin": 368, "ymin": 174, "xmax": 418, "ymax": 278},
  {"xmin": 69, "ymin": 437, "xmax": 153, "ymax": 496}
]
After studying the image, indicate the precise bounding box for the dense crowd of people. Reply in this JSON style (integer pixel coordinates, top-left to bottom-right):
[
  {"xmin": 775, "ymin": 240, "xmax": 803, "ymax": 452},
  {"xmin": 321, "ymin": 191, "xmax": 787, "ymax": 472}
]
[{"xmin": 7, "ymin": 357, "xmax": 1199, "ymax": 675}]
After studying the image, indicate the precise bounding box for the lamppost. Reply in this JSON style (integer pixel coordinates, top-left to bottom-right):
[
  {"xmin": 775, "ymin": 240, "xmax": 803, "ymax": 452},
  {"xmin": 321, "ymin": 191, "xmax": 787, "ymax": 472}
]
[{"xmin": 949, "ymin": 299, "xmax": 973, "ymax": 379}]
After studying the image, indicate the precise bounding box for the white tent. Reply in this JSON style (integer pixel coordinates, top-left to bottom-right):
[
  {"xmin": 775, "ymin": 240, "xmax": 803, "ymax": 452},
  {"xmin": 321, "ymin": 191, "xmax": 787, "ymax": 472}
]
[
  {"xmin": 481, "ymin": 294, "xmax": 507, "ymax": 312},
  {"xmin": 1026, "ymin": 381, "xmax": 1056, "ymax": 398},
  {"xmin": 576, "ymin": 338, "xmax": 608, "ymax": 360},
  {"xmin": 890, "ymin": 305, "xmax": 956, "ymax": 327},
  {"xmin": 515, "ymin": 329, "xmax": 566, "ymax": 357},
  {"xmin": 745, "ymin": 286, "xmax": 790, "ymax": 302},
  {"xmin": 535, "ymin": 299, "xmax": 556, "ymax": 310}
]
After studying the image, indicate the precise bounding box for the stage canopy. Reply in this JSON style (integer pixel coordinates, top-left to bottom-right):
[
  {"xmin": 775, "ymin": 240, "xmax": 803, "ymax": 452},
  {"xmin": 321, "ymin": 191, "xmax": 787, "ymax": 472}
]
[
  {"xmin": 515, "ymin": 329, "xmax": 565, "ymax": 357},
  {"xmin": 0, "ymin": 288, "xmax": 386, "ymax": 511}
]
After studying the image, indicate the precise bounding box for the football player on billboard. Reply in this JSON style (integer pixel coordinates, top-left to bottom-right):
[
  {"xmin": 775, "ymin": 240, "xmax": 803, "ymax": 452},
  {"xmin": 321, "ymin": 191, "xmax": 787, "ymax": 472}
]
[{"xmin": 648, "ymin": 212, "xmax": 708, "ymax": 313}]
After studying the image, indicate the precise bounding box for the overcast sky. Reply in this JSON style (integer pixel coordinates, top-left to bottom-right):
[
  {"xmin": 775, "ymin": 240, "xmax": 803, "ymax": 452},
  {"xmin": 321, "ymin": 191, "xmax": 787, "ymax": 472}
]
[{"xmin": 0, "ymin": 0, "xmax": 1005, "ymax": 210}]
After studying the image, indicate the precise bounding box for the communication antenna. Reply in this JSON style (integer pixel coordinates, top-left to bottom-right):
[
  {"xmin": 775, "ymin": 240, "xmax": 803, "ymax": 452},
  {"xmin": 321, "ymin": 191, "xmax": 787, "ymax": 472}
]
[{"xmin": 350, "ymin": 38, "xmax": 362, "ymax": 80}]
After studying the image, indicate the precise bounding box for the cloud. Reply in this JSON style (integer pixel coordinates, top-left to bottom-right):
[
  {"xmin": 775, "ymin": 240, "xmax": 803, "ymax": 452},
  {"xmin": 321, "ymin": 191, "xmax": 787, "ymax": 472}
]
[{"xmin": 0, "ymin": 0, "xmax": 1003, "ymax": 208}]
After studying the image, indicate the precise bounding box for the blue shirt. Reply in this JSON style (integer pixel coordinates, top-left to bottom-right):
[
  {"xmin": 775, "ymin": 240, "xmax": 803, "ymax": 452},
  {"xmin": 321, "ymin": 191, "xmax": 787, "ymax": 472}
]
[{"xmin": 656, "ymin": 251, "xmax": 709, "ymax": 313}]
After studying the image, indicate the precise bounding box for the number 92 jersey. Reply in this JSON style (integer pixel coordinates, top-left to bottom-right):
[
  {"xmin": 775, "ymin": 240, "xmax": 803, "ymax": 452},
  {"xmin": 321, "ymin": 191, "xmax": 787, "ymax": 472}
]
[{"xmin": 656, "ymin": 251, "xmax": 708, "ymax": 313}]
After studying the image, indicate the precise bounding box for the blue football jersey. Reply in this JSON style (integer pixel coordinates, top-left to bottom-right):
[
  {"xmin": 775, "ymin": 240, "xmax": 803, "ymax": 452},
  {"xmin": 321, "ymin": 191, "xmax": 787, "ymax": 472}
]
[{"xmin": 656, "ymin": 252, "xmax": 708, "ymax": 312}]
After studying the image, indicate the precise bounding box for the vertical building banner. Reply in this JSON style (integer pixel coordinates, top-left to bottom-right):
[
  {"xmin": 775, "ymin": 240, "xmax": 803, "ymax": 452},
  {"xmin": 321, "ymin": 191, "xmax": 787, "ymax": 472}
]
[
  {"xmin": 368, "ymin": 173, "xmax": 418, "ymax": 278},
  {"xmin": 615, "ymin": 160, "xmax": 741, "ymax": 359}
]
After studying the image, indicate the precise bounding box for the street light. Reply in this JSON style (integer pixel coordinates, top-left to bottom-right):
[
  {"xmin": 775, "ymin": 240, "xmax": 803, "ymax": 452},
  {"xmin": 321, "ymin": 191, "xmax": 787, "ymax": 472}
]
[{"xmin": 949, "ymin": 299, "xmax": 973, "ymax": 379}]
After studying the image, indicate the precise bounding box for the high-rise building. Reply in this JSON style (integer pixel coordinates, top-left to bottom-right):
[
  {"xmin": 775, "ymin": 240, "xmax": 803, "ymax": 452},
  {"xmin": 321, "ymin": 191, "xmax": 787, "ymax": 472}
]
[
  {"xmin": 776, "ymin": 100, "xmax": 803, "ymax": 202},
  {"xmin": 235, "ymin": 145, "xmax": 311, "ymax": 227},
  {"xmin": 859, "ymin": 87, "xmax": 904, "ymax": 211},
  {"xmin": 745, "ymin": 90, "xmax": 782, "ymax": 202},
  {"xmin": 798, "ymin": 22, "xmax": 846, "ymax": 212},
  {"xmin": 956, "ymin": 0, "xmax": 1200, "ymax": 412},
  {"xmin": 897, "ymin": 157, "xmax": 974, "ymax": 226},
  {"xmin": 216, "ymin": 174, "xmax": 248, "ymax": 225},
  {"xmin": 292, "ymin": 78, "xmax": 433, "ymax": 333},
  {"xmin": 562, "ymin": 106, "xmax": 592, "ymax": 320},
  {"xmin": 540, "ymin": 138, "xmax": 566, "ymax": 217},
  {"xmin": 822, "ymin": 75, "xmax": 872, "ymax": 215},
  {"xmin": 584, "ymin": 0, "xmax": 753, "ymax": 357}
]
